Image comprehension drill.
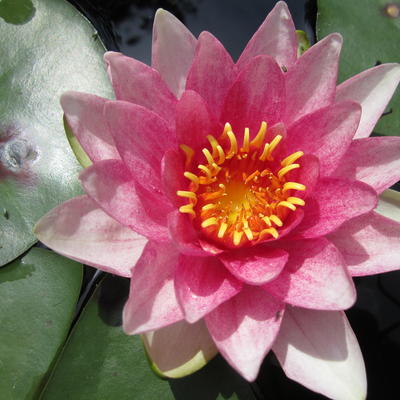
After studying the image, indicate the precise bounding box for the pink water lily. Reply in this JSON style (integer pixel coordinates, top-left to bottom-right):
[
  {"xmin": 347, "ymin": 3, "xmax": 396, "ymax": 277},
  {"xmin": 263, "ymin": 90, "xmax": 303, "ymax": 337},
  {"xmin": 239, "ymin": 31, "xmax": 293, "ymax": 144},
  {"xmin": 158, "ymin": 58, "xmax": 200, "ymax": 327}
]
[{"xmin": 35, "ymin": 1, "xmax": 400, "ymax": 398}]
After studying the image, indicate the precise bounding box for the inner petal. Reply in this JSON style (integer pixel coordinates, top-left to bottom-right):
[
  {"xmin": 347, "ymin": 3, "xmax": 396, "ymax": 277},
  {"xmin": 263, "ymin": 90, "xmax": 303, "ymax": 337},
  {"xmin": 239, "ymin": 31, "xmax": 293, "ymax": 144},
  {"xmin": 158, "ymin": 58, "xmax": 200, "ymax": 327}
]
[{"xmin": 177, "ymin": 122, "xmax": 306, "ymax": 248}]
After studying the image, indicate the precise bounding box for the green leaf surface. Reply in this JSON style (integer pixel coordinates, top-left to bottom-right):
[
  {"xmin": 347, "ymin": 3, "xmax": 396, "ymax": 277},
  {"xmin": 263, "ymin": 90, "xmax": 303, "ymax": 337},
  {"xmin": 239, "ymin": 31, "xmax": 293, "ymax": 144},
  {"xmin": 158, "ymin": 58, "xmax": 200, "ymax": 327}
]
[
  {"xmin": 317, "ymin": 0, "xmax": 400, "ymax": 136},
  {"xmin": 0, "ymin": 247, "xmax": 82, "ymax": 399},
  {"xmin": 41, "ymin": 275, "xmax": 257, "ymax": 400},
  {"xmin": 0, "ymin": 0, "xmax": 113, "ymax": 266}
]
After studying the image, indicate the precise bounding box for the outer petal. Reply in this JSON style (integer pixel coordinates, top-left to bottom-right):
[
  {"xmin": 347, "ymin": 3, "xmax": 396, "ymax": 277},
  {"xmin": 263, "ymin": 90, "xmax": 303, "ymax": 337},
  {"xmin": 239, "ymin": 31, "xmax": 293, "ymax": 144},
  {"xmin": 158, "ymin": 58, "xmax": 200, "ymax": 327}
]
[
  {"xmin": 104, "ymin": 52, "xmax": 177, "ymax": 127},
  {"xmin": 186, "ymin": 31, "xmax": 236, "ymax": 118},
  {"xmin": 80, "ymin": 159, "xmax": 170, "ymax": 241},
  {"xmin": 123, "ymin": 241, "xmax": 184, "ymax": 334},
  {"xmin": 376, "ymin": 189, "xmax": 400, "ymax": 222},
  {"xmin": 142, "ymin": 319, "xmax": 217, "ymax": 378},
  {"xmin": 60, "ymin": 91, "xmax": 119, "ymax": 162},
  {"xmin": 34, "ymin": 195, "xmax": 146, "ymax": 277},
  {"xmin": 332, "ymin": 137, "xmax": 400, "ymax": 194},
  {"xmin": 104, "ymin": 100, "xmax": 176, "ymax": 192},
  {"xmin": 219, "ymin": 247, "xmax": 289, "ymax": 285},
  {"xmin": 237, "ymin": 1, "xmax": 297, "ymax": 70},
  {"xmin": 152, "ymin": 9, "xmax": 197, "ymax": 98},
  {"xmin": 329, "ymin": 211, "xmax": 400, "ymax": 277},
  {"xmin": 175, "ymin": 255, "xmax": 242, "ymax": 323},
  {"xmin": 221, "ymin": 55, "xmax": 285, "ymax": 135},
  {"xmin": 285, "ymin": 101, "xmax": 361, "ymax": 177},
  {"xmin": 284, "ymin": 33, "xmax": 342, "ymax": 126},
  {"xmin": 264, "ymin": 238, "xmax": 356, "ymax": 310},
  {"xmin": 273, "ymin": 308, "xmax": 366, "ymax": 400},
  {"xmin": 295, "ymin": 178, "xmax": 377, "ymax": 238},
  {"xmin": 336, "ymin": 63, "xmax": 400, "ymax": 138},
  {"xmin": 205, "ymin": 286, "xmax": 284, "ymax": 381}
]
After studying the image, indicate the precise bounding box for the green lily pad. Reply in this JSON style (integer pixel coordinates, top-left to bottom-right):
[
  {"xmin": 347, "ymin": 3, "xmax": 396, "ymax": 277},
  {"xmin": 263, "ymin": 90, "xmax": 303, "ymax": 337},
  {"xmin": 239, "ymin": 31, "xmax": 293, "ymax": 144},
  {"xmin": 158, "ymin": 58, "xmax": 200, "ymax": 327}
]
[
  {"xmin": 0, "ymin": 0, "xmax": 113, "ymax": 266},
  {"xmin": 317, "ymin": 0, "xmax": 400, "ymax": 135},
  {"xmin": 0, "ymin": 247, "xmax": 82, "ymax": 399},
  {"xmin": 40, "ymin": 275, "xmax": 257, "ymax": 400}
]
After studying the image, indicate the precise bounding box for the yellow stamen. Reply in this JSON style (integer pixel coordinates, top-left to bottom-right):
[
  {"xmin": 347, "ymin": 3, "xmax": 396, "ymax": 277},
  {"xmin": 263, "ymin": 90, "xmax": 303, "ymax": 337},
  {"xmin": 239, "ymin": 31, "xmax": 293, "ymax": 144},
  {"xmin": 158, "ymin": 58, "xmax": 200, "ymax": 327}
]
[
  {"xmin": 269, "ymin": 215, "xmax": 283, "ymax": 227},
  {"xmin": 242, "ymin": 128, "xmax": 250, "ymax": 152},
  {"xmin": 250, "ymin": 121, "xmax": 267, "ymax": 148},
  {"xmin": 216, "ymin": 145, "xmax": 226, "ymax": 164},
  {"xmin": 243, "ymin": 227, "xmax": 254, "ymax": 241},
  {"xmin": 218, "ymin": 222, "xmax": 228, "ymax": 238},
  {"xmin": 233, "ymin": 231, "xmax": 243, "ymax": 246},
  {"xmin": 281, "ymin": 151, "xmax": 304, "ymax": 167},
  {"xmin": 183, "ymin": 172, "xmax": 199, "ymax": 191},
  {"xmin": 202, "ymin": 204, "xmax": 216, "ymax": 211},
  {"xmin": 202, "ymin": 148, "xmax": 215, "ymax": 166},
  {"xmin": 201, "ymin": 217, "xmax": 218, "ymax": 228},
  {"xmin": 245, "ymin": 170, "xmax": 260, "ymax": 184},
  {"xmin": 287, "ymin": 196, "xmax": 305, "ymax": 206},
  {"xmin": 198, "ymin": 164, "xmax": 212, "ymax": 179},
  {"xmin": 265, "ymin": 135, "xmax": 282, "ymax": 160},
  {"xmin": 207, "ymin": 135, "xmax": 219, "ymax": 158},
  {"xmin": 179, "ymin": 204, "xmax": 195, "ymax": 216},
  {"xmin": 282, "ymin": 182, "xmax": 306, "ymax": 193},
  {"xmin": 259, "ymin": 143, "xmax": 270, "ymax": 162},
  {"xmin": 226, "ymin": 130, "xmax": 238, "ymax": 158},
  {"xmin": 180, "ymin": 144, "xmax": 194, "ymax": 167},
  {"xmin": 278, "ymin": 164, "xmax": 300, "ymax": 179},
  {"xmin": 222, "ymin": 122, "xmax": 232, "ymax": 136},
  {"xmin": 259, "ymin": 227, "xmax": 279, "ymax": 240},
  {"xmin": 262, "ymin": 216, "xmax": 272, "ymax": 227},
  {"xmin": 278, "ymin": 201, "xmax": 296, "ymax": 211},
  {"xmin": 176, "ymin": 191, "xmax": 197, "ymax": 202}
]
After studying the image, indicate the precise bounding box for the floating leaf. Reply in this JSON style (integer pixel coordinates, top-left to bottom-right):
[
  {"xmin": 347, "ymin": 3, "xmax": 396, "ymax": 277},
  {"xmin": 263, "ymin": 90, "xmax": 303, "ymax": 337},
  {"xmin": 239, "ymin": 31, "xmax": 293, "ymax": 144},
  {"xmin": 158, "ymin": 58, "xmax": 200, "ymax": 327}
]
[
  {"xmin": 317, "ymin": 0, "xmax": 400, "ymax": 136},
  {"xmin": 0, "ymin": 248, "xmax": 82, "ymax": 399},
  {"xmin": 0, "ymin": 0, "xmax": 113, "ymax": 266}
]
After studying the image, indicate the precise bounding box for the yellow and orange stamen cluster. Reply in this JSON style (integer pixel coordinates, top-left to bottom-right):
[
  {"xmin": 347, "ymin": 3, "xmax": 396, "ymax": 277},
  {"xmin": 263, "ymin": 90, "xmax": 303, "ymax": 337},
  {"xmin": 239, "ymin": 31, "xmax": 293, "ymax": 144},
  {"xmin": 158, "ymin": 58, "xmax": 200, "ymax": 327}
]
[{"xmin": 177, "ymin": 122, "xmax": 306, "ymax": 247}]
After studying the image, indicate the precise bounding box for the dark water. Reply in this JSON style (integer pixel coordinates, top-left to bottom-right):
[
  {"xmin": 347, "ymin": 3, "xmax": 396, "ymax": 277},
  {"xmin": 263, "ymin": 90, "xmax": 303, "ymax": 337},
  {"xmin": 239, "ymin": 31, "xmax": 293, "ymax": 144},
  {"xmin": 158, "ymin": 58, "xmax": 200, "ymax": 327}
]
[{"xmin": 66, "ymin": 1, "xmax": 400, "ymax": 399}]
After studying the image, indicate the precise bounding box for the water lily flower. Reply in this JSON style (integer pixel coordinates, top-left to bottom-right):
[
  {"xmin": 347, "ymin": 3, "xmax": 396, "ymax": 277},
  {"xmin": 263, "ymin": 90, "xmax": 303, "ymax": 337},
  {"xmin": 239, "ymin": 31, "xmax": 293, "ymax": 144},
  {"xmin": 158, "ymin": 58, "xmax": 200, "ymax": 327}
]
[{"xmin": 35, "ymin": 1, "xmax": 400, "ymax": 398}]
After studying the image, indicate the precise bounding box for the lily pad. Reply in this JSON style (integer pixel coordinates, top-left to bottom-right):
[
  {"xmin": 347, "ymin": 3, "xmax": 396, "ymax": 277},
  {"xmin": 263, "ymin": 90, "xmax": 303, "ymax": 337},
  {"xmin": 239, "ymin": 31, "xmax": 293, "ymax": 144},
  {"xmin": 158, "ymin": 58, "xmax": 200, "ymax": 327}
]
[
  {"xmin": 0, "ymin": 247, "xmax": 82, "ymax": 399},
  {"xmin": 40, "ymin": 275, "xmax": 257, "ymax": 400},
  {"xmin": 317, "ymin": 0, "xmax": 400, "ymax": 135},
  {"xmin": 0, "ymin": 0, "xmax": 113, "ymax": 266}
]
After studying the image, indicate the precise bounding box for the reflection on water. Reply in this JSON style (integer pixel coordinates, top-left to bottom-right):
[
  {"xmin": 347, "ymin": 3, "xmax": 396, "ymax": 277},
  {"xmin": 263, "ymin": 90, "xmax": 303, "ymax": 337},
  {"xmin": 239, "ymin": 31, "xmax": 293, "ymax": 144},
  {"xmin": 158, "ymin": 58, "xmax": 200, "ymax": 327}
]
[{"xmin": 65, "ymin": 1, "xmax": 400, "ymax": 399}]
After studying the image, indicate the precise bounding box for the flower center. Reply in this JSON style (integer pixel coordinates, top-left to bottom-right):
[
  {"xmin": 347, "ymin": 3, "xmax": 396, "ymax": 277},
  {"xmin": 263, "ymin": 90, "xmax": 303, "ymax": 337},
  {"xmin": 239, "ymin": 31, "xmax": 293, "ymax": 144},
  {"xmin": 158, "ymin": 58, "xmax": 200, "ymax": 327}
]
[{"xmin": 177, "ymin": 122, "xmax": 306, "ymax": 248}]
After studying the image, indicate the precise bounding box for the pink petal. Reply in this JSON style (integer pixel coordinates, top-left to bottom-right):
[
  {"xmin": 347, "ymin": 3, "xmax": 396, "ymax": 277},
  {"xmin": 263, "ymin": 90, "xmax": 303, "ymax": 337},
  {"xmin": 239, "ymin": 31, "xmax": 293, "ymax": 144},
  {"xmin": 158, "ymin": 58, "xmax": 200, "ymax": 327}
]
[
  {"xmin": 237, "ymin": 1, "xmax": 297, "ymax": 70},
  {"xmin": 142, "ymin": 319, "xmax": 217, "ymax": 378},
  {"xmin": 205, "ymin": 286, "xmax": 284, "ymax": 381},
  {"xmin": 152, "ymin": 9, "xmax": 197, "ymax": 98},
  {"xmin": 123, "ymin": 241, "xmax": 184, "ymax": 334},
  {"xmin": 186, "ymin": 31, "xmax": 236, "ymax": 118},
  {"xmin": 219, "ymin": 247, "xmax": 289, "ymax": 285},
  {"xmin": 332, "ymin": 137, "xmax": 400, "ymax": 194},
  {"xmin": 80, "ymin": 159, "xmax": 170, "ymax": 241},
  {"xmin": 104, "ymin": 52, "xmax": 177, "ymax": 127},
  {"xmin": 60, "ymin": 91, "xmax": 119, "ymax": 162},
  {"xmin": 329, "ymin": 211, "xmax": 400, "ymax": 276},
  {"xmin": 161, "ymin": 149, "xmax": 186, "ymax": 207},
  {"xmin": 295, "ymin": 178, "xmax": 377, "ymax": 238},
  {"xmin": 336, "ymin": 63, "xmax": 400, "ymax": 138},
  {"xmin": 284, "ymin": 33, "xmax": 342, "ymax": 126},
  {"xmin": 289, "ymin": 154, "xmax": 320, "ymax": 199},
  {"xmin": 34, "ymin": 195, "xmax": 146, "ymax": 277},
  {"xmin": 176, "ymin": 90, "xmax": 219, "ymax": 151},
  {"xmin": 285, "ymin": 101, "xmax": 361, "ymax": 177},
  {"xmin": 273, "ymin": 308, "xmax": 366, "ymax": 400},
  {"xmin": 376, "ymin": 189, "xmax": 400, "ymax": 222},
  {"xmin": 104, "ymin": 100, "xmax": 176, "ymax": 192},
  {"xmin": 168, "ymin": 211, "xmax": 208, "ymax": 257},
  {"xmin": 264, "ymin": 238, "xmax": 356, "ymax": 310},
  {"xmin": 175, "ymin": 255, "xmax": 242, "ymax": 323},
  {"xmin": 221, "ymin": 55, "xmax": 285, "ymax": 135}
]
